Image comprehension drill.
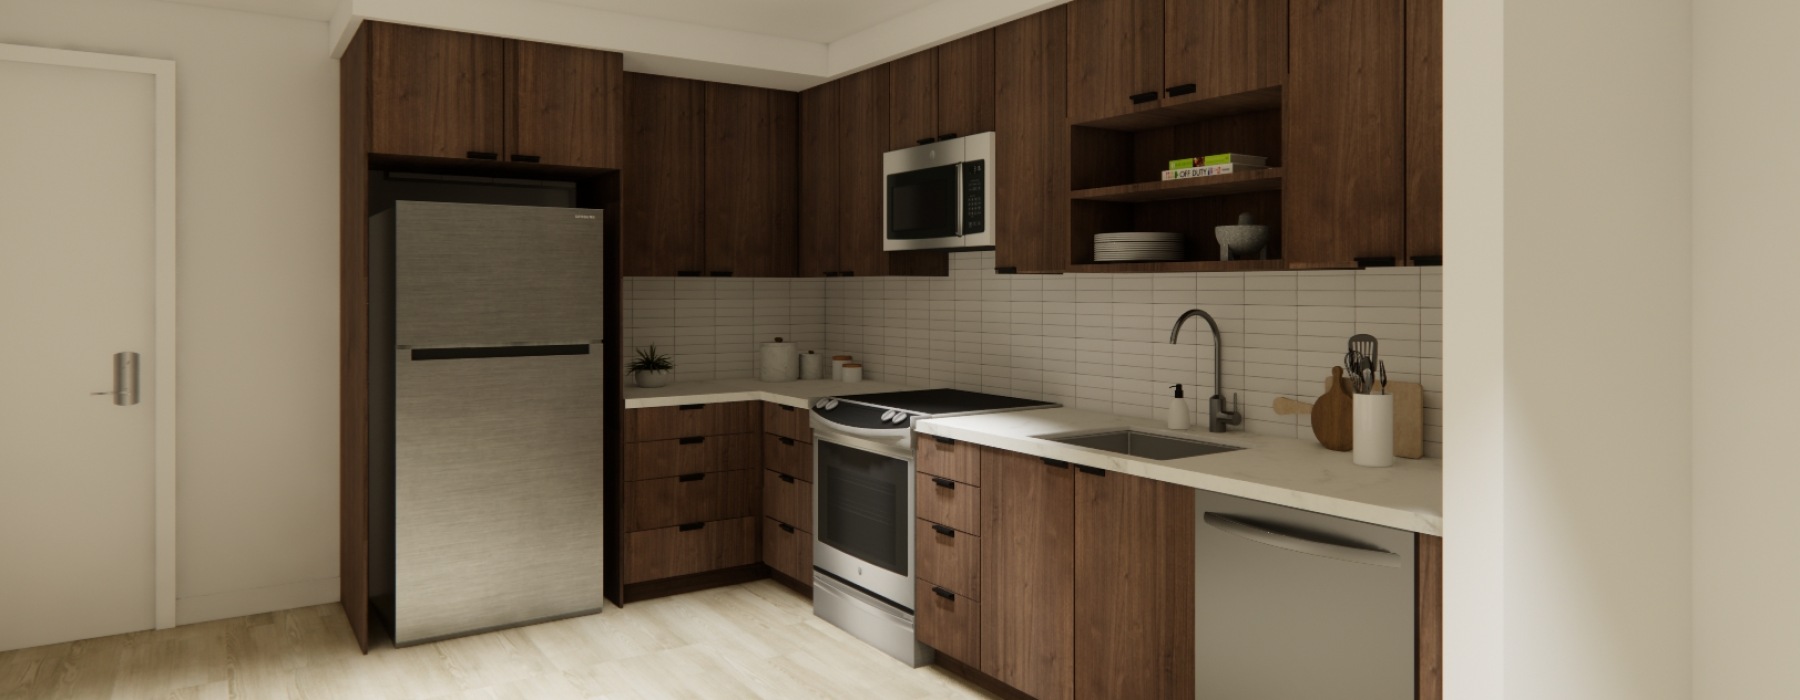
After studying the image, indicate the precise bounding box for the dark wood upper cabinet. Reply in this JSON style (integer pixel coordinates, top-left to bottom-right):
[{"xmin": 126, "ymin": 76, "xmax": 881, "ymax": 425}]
[
  {"xmin": 705, "ymin": 83, "xmax": 798, "ymax": 277},
  {"xmin": 1164, "ymin": 0, "xmax": 1287, "ymax": 105},
  {"xmin": 836, "ymin": 66, "xmax": 893, "ymax": 277},
  {"xmin": 367, "ymin": 22, "xmax": 506, "ymax": 159},
  {"xmin": 936, "ymin": 31, "xmax": 997, "ymax": 141},
  {"xmin": 889, "ymin": 50, "xmax": 939, "ymax": 150},
  {"xmin": 1067, "ymin": 0, "xmax": 1165, "ymax": 125},
  {"xmin": 623, "ymin": 73, "xmax": 706, "ymax": 277},
  {"xmin": 798, "ymin": 83, "xmax": 841, "ymax": 277},
  {"xmin": 510, "ymin": 40, "xmax": 624, "ymax": 168},
  {"xmin": 1405, "ymin": 0, "xmax": 1443, "ymax": 263},
  {"xmin": 1284, "ymin": 0, "xmax": 1406, "ymax": 266},
  {"xmin": 994, "ymin": 6, "xmax": 1069, "ymax": 274},
  {"xmin": 979, "ymin": 449, "xmax": 1075, "ymax": 700},
  {"xmin": 1074, "ymin": 468, "xmax": 1195, "ymax": 700}
]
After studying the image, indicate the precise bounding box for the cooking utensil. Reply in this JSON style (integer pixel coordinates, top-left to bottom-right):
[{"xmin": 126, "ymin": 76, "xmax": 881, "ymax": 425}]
[
  {"xmin": 1348, "ymin": 334, "xmax": 1379, "ymax": 393},
  {"xmin": 1378, "ymin": 360, "xmax": 1388, "ymax": 395},
  {"xmin": 1311, "ymin": 367, "xmax": 1355, "ymax": 451}
]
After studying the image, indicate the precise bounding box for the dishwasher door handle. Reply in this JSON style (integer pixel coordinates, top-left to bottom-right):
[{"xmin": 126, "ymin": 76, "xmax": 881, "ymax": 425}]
[{"xmin": 1203, "ymin": 512, "xmax": 1401, "ymax": 568}]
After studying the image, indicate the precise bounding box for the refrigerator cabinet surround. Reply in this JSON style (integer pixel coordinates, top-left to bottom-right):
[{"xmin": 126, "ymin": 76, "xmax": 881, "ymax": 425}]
[{"xmin": 1193, "ymin": 489, "xmax": 1416, "ymax": 699}]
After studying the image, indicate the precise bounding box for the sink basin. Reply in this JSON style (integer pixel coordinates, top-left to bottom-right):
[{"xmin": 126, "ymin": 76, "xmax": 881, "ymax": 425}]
[{"xmin": 1045, "ymin": 430, "xmax": 1244, "ymax": 461}]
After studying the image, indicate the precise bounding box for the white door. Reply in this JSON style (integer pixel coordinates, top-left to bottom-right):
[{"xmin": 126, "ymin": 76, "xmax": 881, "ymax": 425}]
[{"xmin": 0, "ymin": 55, "xmax": 159, "ymax": 652}]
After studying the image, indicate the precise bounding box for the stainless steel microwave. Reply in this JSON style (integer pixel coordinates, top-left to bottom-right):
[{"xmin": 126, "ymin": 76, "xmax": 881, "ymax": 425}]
[{"xmin": 882, "ymin": 132, "xmax": 995, "ymax": 251}]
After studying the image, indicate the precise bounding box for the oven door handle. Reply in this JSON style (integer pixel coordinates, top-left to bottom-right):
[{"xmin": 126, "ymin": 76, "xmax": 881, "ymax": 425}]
[{"xmin": 811, "ymin": 427, "xmax": 915, "ymax": 462}]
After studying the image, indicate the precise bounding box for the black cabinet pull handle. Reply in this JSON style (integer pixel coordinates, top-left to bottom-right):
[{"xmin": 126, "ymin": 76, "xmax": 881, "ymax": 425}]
[
  {"xmin": 779, "ymin": 522, "xmax": 796, "ymax": 533},
  {"xmin": 839, "ymin": 271, "xmax": 855, "ymax": 277},
  {"xmin": 466, "ymin": 151, "xmax": 498, "ymax": 160},
  {"xmin": 1411, "ymin": 255, "xmax": 1443, "ymax": 266},
  {"xmin": 937, "ymin": 133, "xmax": 958, "ymax": 141},
  {"xmin": 930, "ymin": 523, "xmax": 955, "ymax": 538},
  {"xmin": 1165, "ymin": 83, "xmax": 1197, "ymax": 97},
  {"xmin": 1129, "ymin": 91, "xmax": 1158, "ymax": 104},
  {"xmin": 709, "ymin": 271, "xmax": 733, "ymax": 277},
  {"xmin": 678, "ymin": 472, "xmax": 706, "ymax": 482},
  {"xmin": 678, "ymin": 522, "xmax": 706, "ymax": 532},
  {"xmin": 995, "ymin": 266, "xmax": 1018, "ymax": 275},
  {"xmin": 1077, "ymin": 465, "xmax": 1106, "ymax": 476},
  {"xmin": 931, "ymin": 476, "xmax": 956, "ymax": 489},
  {"xmin": 933, "ymin": 436, "xmax": 956, "ymax": 446},
  {"xmin": 509, "ymin": 154, "xmax": 541, "ymax": 163},
  {"xmin": 779, "ymin": 474, "xmax": 796, "ymax": 484},
  {"xmin": 778, "ymin": 436, "xmax": 796, "ymax": 446},
  {"xmin": 932, "ymin": 586, "xmax": 955, "ymax": 601},
  {"xmin": 678, "ymin": 404, "xmax": 705, "ymax": 411},
  {"xmin": 916, "ymin": 137, "xmax": 936, "ymax": 145},
  {"xmin": 1041, "ymin": 458, "xmax": 1069, "ymax": 469},
  {"xmin": 824, "ymin": 271, "xmax": 840, "ymax": 277},
  {"xmin": 779, "ymin": 405, "xmax": 796, "ymax": 412},
  {"xmin": 678, "ymin": 436, "xmax": 706, "ymax": 445},
  {"xmin": 1354, "ymin": 256, "xmax": 1399, "ymax": 268},
  {"xmin": 677, "ymin": 270, "xmax": 703, "ymax": 277}
]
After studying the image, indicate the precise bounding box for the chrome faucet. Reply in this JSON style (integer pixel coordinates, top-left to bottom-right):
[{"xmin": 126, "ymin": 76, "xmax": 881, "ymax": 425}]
[{"xmin": 1169, "ymin": 309, "xmax": 1243, "ymax": 433}]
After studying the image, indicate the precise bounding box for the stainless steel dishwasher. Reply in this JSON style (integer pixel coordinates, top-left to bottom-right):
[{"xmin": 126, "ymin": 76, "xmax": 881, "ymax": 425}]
[{"xmin": 1194, "ymin": 490, "xmax": 1416, "ymax": 699}]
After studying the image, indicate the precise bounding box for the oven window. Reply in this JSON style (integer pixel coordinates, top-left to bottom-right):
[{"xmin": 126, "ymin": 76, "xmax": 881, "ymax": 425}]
[
  {"xmin": 817, "ymin": 440, "xmax": 910, "ymax": 575},
  {"xmin": 887, "ymin": 164, "xmax": 959, "ymax": 240}
]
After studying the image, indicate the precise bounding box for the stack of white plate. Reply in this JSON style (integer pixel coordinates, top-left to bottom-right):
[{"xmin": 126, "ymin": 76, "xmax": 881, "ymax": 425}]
[{"xmin": 1093, "ymin": 232, "xmax": 1185, "ymax": 262}]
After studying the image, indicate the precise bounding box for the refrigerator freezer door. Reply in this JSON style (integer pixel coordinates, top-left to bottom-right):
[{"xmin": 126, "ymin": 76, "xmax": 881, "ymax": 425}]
[
  {"xmin": 393, "ymin": 201, "xmax": 604, "ymax": 347},
  {"xmin": 392, "ymin": 347, "xmax": 605, "ymax": 645}
]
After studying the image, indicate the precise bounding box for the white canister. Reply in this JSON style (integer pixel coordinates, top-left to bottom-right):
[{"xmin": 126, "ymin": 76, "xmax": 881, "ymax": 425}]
[
  {"xmin": 842, "ymin": 363, "xmax": 864, "ymax": 383},
  {"xmin": 800, "ymin": 351, "xmax": 825, "ymax": 380},
  {"xmin": 1352, "ymin": 393, "xmax": 1396, "ymax": 467},
  {"xmin": 759, "ymin": 337, "xmax": 800, "ymax": 382},
  {"xmin": 830, "ymin": 355, "xmax": 853, "ymax": 381}
]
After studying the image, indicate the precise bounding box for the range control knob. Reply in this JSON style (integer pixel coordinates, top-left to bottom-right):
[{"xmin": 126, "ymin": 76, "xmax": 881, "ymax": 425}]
[
  {"xmin": 814, "ymin": 399, "xmax": 831, "ymax": 410},
  {"xmin": 888, "ymin": 412, "xmax": 910, "ymax": 424},
  {"xmin": 824, "ymin": 399, "xmax": 840, "ymax": 410},
  {"xmin": 880, "ymin": 410, "xmax": 897, "ymax": 422}
]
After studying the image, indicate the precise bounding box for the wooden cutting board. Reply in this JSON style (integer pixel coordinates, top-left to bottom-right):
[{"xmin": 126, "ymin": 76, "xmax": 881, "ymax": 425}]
[
  {"xmin": 1390, "ymin": 381, "xmax": 1425, "ymax": 459},
  {"xmin": 1311, "ymin": 367, "xmax": 1355, "ymax": 452}
]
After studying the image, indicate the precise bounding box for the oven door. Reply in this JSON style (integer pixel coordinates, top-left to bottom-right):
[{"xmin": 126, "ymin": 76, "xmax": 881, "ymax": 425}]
[{"xmin": 812, "ymin": 431, "xmax": 916, "ymax": 610}]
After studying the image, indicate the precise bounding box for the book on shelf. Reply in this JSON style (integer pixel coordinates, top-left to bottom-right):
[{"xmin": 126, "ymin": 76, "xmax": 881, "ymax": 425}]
[
  {"xmin": 1202, "ymin": 153, "xmax": 1268, "ymax": 166},
  {"xmin": 1160, "ymin": 163, "xmax": 1269, "ymax": 180}
]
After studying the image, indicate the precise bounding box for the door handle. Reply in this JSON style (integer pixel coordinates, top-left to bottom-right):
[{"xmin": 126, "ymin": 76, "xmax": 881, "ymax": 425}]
[
  {"xmin": 90, "ymin": 351, "xmax": 139, "ymax": 406},
  {"xmin": 1203, "ymin": 512, "xmax": 1401, "ymax": 568},
  {"xmin": 1129, "ymin": 91, "xmax": 1159, "ymax": 104}
]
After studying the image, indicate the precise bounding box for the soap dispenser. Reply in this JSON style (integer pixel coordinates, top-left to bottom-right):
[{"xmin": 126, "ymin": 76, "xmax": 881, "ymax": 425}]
[{"xmin": 1166, "ymin": 384, "xmax": 1192, "ymax": 430}]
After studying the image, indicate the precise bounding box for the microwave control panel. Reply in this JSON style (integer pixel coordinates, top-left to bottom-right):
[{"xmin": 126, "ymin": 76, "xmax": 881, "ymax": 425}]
[{"xmin": 962, "ymin": 160, "xmax": 986, "ymax": 234}]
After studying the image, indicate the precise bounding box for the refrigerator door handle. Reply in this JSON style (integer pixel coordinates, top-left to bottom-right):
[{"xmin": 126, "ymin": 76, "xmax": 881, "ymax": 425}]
[{"xmin": 410, "ymin": 344, "xmax": 591, "ymax": 361}]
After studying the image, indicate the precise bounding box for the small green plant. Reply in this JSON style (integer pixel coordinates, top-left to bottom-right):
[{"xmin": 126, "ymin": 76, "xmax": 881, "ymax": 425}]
[{"xmin": 627, "ymin": 345, "xmax": 674, "ymax": 374}]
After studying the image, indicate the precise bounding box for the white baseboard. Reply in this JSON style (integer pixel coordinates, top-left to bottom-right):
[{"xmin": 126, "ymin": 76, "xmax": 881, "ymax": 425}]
[{"xmin": 176, "ymin": 577, "xmax": 340, "ymax": 626}]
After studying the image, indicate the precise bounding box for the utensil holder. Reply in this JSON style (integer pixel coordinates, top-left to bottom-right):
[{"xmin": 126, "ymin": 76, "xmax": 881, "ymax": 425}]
[{"xmin": 1352, "ymin": 394, "xmax": 1395, "ymax": 467}]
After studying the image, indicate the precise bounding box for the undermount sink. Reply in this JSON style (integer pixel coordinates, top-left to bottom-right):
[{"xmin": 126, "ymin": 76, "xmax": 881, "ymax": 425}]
[{"xmin": 1045, "ymin": 429, "xmax": 1244, "ymax": 461}]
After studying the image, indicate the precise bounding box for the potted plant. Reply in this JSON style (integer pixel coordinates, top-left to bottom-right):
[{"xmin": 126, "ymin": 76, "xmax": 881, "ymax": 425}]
[{"xmin": 628, "ymin": 345, "xmax": 674, "ymax": 388}]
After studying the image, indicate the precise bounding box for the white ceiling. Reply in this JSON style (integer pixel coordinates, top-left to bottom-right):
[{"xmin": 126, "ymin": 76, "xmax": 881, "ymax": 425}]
[
  {"xmin": 543, "ymin": 0, "xmax": 938, "ymax": 44},
  {"xmin": 156, "ymin": 0, "xmax": 340, "ymax": 22}
]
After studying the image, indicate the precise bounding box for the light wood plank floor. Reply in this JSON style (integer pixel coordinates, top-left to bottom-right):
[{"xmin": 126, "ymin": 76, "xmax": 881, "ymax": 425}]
[{"xmin": 0, "ymin": 580, "xmax": 999, "ymax": 700}]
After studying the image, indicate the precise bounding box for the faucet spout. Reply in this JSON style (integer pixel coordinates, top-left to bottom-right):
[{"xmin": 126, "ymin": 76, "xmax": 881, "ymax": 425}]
[{"xmin": 1169, "ymin": 309, "xmax": 1243, "ymax": 433}]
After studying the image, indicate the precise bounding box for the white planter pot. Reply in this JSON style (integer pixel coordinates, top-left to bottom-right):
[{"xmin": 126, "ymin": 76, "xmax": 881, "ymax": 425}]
[{"xmin": 634, "ymin": 369, "xmax": 672, "ymax": 388}]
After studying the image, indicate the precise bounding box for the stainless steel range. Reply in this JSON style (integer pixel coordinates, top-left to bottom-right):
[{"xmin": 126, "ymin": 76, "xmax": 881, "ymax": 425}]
[{"xmin": 808, "ymin": 389, "xmax": 1057, "ymax": 666}]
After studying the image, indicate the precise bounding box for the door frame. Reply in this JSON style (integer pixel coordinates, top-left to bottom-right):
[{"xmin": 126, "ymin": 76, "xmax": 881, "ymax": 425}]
[{"xmin": 0, "ymin": 43, "xmax": 179, "ymax": 630}]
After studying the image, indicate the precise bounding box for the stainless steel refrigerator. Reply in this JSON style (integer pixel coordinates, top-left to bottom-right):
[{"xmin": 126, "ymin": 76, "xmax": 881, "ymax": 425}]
[{"xmin": 369, "ymin": 201, "xmax": 606, "ymax": 646}]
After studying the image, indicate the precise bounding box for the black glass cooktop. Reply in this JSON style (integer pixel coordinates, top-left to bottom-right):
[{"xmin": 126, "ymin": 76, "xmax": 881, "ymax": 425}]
[{"xmin": 835, "ymin": 388, "xmax": 1057, "ymax": 416}]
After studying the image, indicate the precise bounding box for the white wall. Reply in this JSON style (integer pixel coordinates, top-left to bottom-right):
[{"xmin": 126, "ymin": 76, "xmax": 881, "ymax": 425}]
[
  {"xmin": 1447, "ymin": 0, "xmax": 1695, "ymax": 697},
  {"xmin": 0, "ymin": 0, "xmax": 341, "ymax": 624},
  {"xmin": 1692, "ymin": 1, "xmax": 1800, "ymax": 697}
]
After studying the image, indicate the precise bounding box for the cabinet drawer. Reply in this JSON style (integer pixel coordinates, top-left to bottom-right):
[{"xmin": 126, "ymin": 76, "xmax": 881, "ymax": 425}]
[
  {"xmin": 624, "ymin": 433, "xmax": 758, "ymax": 481},
  {"xmin": 625, "ymin": 469, "xmax": 757, "ymax": 532},
  {"xmin": 916, "ymin": 519, "xmax": 980, "ymax": 600},
  {"xmin": 762, "ymin": 516, "xmax": 813, "ymax": 584},
  {"xmin": 762, "ymin": 432, "xmax": 812, "ymax": 482},
  {"xmin": 916, "ymin": 577, "xmax": 980, "ymax": 665},
  {"xmin": 763, "ymin": 469, "xmax": 812, "ymax": 532},
  {"xmin": 916, "ymin": 436, "xmax": 983, "ymax": 486},
  {"xmin": 917, "ymin": 473, "xmax": 981, "ymax": 535},
  {"xmin": 627, "ymin": 402, "xmax": 757, "ymax": 442},
  {"xmin": 762, "ymin": 402, "xmax": 812, "ymax": 443},
  {"xmin": 623, "ymin": 516, "xmax": 757, "ymax": 584}
]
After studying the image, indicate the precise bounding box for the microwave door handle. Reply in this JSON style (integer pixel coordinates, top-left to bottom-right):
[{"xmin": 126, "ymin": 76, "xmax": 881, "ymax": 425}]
[{"xmin": 954, "ymin": 163, "xmax": 966, "ymax": 237}]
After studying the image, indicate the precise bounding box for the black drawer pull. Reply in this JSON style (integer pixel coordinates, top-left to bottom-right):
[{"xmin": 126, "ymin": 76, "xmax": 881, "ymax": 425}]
[
  {"xmin": 677, "ymin": 270, "xmax": 703, "ymax": 277},
  {"xmin": 931, "ymin": 477, "xmax": 956, "ymax": 490},
  {"xmin": 995, "ymin": 266, "xmax": 1018, "ymax": 275},
  {"xmin": 1129, "ymin": 91, "xmax": 1158, "ymax": 104},
  {"xmin": 1077, "ymin": 465, "xmax": 1106, "ymax": 476},
  {"xmin": 509, "ymin": 154, "xmax": 541, "ymax": 163},
  {"xmin": 678, "ymin": 404, "xmax": 705, "ymax": 411},
  {"xmin": 933, "ymin": 436, "xmax": 956, "ymax": 446},
  {"xmin": 937, "ymin": 133, "xmax": 958, "ymax": 141},
  {"xmin": 916, "ymin": 137, "xmax": 936, "ymax": 145},
  {"xmin": 1354, "ymin": 256, "xmax": 1398, "ymax": 268},
  {"xmin": 930, "ymin": 523, "xmax": 956, "ymax": 538},
  {"xmin": 838, "ymin": 271, "xmax": 855, "ymax": 277},
  {"xmin": 678, "ymin": 472, "xmax": 706, "ymax": 482},
  {"xmin": 779, "ymin": 474, "xmax": 796, "ymax": 484},
  {"xmin": 1041, "ymin": 458, "xmax": 1069, "ymax": 469},
  {"xmin": 779, "ymin": 522, "xmax": 796, "ymax": 534},
  {"xmin": 465, "ymin": 151, "xmax": 498, "ymax": 160},
  {"xmin": 678, "ymin": 522, "xmax": 706, "ymax": 532},
  {"xmin": 1411, "ymin": 255, "xmax": 1443, "ymax": 266},
  {"xmin": 709, "ymin": 270, "xmax": 733, "ymax": 277},
  {"xmin": 678, "ymin": 436, "xmax": 706, "ymax": 445},
  {"xmin": 779, "ymin": 405, "xmax": 796, "ymax": 412},
  {"xmin": 778, "ymin": 436, "xmax": 796, "ymax": 446},
  {"xmin": 932, "ymin": 586, "xmax": 956, "ymax": 601},
  {"xmin": 1165, "ymin": 83, "xmax": 1197, "ymax": 97}
]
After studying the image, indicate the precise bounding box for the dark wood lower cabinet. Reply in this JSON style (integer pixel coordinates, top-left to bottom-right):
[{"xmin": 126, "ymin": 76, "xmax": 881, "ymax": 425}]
[
  {"xmin": 1073, "ymin": 468, "xmax": 1195, "ymax": 700},
  {"xmin": 623, "ymin": 516, "xmax": 757, "ymax": 584},
  {"xmin": 624, "ymin": 470, "xmax": 757, "ymax": 532},
  {"xmin": 978, "ymin": 448, "xmax": 1075, "ymax": 700},
  {"xmin": 1417, "ymin": 533, "xmax": 1443, "ymax": 700},
  {"xmin": 917, "ymin": 578, "xmax": 982, "ymax": 666}
]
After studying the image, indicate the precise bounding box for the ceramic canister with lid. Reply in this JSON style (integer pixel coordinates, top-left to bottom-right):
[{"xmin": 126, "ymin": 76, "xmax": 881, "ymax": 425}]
[
  {"xmin": 759, "ymin": 337, "xmax": 800, "ymax": 382},
  {"xmin": 831, "ymin": 355, "xmax": 853, "ymax": 381}
]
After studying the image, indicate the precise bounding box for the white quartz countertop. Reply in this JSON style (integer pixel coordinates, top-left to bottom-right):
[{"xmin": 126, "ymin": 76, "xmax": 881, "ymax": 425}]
[
  {"xmin": 914, "ymin": 407, "xmax": 1443, "ymax": 536},
  {"xmin": 623, "ymin": 378, "xmax": 923, "ymax": 409}
]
